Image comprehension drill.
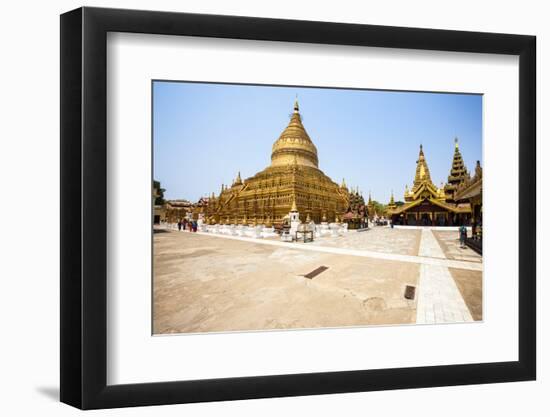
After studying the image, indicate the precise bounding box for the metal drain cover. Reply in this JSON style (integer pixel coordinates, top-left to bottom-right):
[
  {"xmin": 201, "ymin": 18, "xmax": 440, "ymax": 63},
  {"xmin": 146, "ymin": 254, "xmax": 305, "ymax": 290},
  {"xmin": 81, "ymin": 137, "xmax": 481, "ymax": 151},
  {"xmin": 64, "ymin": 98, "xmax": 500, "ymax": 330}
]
[
  {"xmin": 303, "ymin": 266, "xmax": 329, "ymax": 279},
  {"xmin": 404, "ymin": 285, "xmax": 416, "ymax": 300}
]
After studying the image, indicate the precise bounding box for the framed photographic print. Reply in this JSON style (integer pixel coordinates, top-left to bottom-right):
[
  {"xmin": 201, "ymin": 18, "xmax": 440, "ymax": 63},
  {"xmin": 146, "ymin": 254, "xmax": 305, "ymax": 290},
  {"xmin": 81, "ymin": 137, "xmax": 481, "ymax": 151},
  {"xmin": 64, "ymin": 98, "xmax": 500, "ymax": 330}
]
[{"xmin": 60, "ymin": 6, "xmax": 536, "ymax": 409}]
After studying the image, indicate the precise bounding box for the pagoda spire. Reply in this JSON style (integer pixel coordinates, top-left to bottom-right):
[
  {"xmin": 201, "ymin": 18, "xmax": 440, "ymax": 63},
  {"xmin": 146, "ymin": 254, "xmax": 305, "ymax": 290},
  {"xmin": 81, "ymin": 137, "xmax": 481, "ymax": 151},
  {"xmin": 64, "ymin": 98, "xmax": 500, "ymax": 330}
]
[
  {"xmin": 234, "ymin": 171, "xmax": 242, "ymax": 185},
  {"xmin": 290, "ymin": 195, "xmax": 298, "ymax": 212},
  {"xmin": 270, "ymin": 98, "xmax": 319, "ymax": 168},
  {"xmin": 413, "ymin": 143, "xmax": 434, "ymax": 189},
  {"xmin": 341, "ymin": 178, "xmax": 347, "ymax": 189},
  {"xmin": 444, "ymin": 137, "xmax": 469, "ymax": 200}
]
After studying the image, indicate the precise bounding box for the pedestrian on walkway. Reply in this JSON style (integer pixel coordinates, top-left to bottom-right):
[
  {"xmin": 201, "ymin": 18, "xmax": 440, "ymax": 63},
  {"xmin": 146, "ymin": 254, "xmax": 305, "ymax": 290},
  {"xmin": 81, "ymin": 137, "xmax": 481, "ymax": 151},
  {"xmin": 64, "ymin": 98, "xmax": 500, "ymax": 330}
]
[
  {"xmin": 459, "ymin": 224, "xmax": 467, "ymax": 248},
  {"xmin": 177, "ymin": 220, "xmax": 182, "ymax": 231}
]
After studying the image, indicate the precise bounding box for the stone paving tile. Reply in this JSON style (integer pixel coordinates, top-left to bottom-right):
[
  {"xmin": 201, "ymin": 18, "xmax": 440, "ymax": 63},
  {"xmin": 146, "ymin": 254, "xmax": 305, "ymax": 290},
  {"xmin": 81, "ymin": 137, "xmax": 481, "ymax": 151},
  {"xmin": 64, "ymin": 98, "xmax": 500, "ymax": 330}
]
[
  {"xmin": 310, "ymin": 227, "xmax": 421, "ymax": 256},
  {"xmin": 433, "ymin": 230, "xmax": 482, "ymax": 263},
  {"xmin": 418, "ymin": 228, "xmax": 446, "ymax": 259},
  {"xmin": 415, "ymin": 230, "xmax": 474, "ymax": 324}
]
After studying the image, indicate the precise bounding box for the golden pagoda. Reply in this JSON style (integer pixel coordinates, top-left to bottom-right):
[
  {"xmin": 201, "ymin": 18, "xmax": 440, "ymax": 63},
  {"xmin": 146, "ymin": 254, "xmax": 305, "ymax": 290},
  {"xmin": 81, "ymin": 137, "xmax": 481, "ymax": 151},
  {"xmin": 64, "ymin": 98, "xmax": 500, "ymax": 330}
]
[
  {"xmin": 387, "ymin": 144, "xmax": 471, "ymax": 226},
  {"xmin": 387, "ymin": 190, "xmax": 397, "ymax": 211},
  {"xmin": 204, "ymin": 99, "xmax": 350, "ymax": 225}
]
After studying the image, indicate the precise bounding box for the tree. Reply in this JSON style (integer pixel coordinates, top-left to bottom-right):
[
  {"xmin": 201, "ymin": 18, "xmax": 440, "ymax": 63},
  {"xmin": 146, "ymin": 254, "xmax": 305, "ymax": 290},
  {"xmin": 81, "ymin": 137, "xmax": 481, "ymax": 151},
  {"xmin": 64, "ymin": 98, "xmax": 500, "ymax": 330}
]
[
  {"xmin": 153, "ymin": 180, "xmax": 166, "ymax": 205},
  {"xmin": 371, "ymin": 200, "xmax": 387, "ymax": 215}
]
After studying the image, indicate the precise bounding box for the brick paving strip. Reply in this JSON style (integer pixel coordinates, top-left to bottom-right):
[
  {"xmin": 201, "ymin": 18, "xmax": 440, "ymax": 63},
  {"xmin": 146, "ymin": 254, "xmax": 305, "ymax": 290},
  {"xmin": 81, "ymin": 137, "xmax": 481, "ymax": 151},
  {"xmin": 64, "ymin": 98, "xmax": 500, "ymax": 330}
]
[
  {"xmin": 415, "ymin": 229, "xmax": 474, "ymax": 324},
  {"xmin": 190, "ymin": 230, "xmax": 482, "ymax": 272}
]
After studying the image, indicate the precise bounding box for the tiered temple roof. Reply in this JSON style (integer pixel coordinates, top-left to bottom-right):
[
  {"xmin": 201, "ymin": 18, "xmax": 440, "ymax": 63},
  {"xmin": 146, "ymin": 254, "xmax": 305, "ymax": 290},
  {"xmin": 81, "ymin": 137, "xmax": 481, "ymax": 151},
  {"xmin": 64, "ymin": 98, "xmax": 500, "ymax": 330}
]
[
  {"xmin": 387, "ymin": 143, "xmax": 472, "ymax": 225},
  {"xmin": 387, "ymin": 190, "xmax": 397, "ymax": 210},
  {"xmin": 444, "ymin": 138, "xmax": 470, "ymax": 201},
  {"xmin": 455, "ymin": 160, "xmax": 483, "ymax": 202}
]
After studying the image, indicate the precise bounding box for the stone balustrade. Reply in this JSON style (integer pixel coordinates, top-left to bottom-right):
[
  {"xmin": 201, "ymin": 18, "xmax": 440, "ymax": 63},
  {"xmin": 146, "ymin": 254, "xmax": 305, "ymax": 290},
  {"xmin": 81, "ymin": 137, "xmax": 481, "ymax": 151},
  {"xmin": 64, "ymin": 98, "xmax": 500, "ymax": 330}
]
[{"xmin": 194, "ymin": 222, "xmax": 349, "ymax": 241}]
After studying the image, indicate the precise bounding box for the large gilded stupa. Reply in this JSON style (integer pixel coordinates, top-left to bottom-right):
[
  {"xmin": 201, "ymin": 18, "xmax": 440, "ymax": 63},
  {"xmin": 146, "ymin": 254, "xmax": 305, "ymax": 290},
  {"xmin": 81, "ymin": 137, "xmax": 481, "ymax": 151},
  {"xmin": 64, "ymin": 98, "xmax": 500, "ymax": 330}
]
[{"xmin": 204, "ymin": 99, "xmax": 350, "ymax": 225}]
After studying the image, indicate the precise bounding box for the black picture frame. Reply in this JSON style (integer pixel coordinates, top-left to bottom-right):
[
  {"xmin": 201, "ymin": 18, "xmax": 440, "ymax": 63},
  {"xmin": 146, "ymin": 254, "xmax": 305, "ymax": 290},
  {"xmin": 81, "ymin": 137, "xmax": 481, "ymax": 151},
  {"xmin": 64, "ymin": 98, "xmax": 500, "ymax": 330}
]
[{"xmin": 60, "ymin": 6, "xmax": 536, "ymax": 410}]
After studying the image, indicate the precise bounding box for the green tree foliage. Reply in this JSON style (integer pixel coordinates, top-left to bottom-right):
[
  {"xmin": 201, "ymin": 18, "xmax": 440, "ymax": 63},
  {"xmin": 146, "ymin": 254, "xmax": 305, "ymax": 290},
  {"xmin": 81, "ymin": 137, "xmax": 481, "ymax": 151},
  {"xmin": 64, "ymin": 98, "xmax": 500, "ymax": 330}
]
[
  {"xmin": 153, "ymin": 180, "xmax": 166, "ymax": 205},
  {"xmin": 371, "ymin": 200, "xmax": 387, "ymax": 214}
]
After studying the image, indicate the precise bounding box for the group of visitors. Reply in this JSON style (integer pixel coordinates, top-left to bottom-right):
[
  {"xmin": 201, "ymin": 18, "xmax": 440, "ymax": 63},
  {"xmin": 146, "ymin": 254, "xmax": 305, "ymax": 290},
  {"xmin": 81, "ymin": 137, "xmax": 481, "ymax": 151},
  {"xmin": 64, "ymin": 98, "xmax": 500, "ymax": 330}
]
[{"xmin": 177, "ymin": 218, "xmax": 198, "ymax": 232}]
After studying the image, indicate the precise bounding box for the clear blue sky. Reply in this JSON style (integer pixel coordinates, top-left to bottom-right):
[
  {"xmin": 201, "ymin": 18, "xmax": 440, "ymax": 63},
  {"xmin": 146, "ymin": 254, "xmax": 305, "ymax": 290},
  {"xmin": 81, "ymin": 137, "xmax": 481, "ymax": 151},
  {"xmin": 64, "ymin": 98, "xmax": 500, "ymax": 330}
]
[{"xmin": 153, "ymin": 81, "xmax": 482, "ymax": 203}]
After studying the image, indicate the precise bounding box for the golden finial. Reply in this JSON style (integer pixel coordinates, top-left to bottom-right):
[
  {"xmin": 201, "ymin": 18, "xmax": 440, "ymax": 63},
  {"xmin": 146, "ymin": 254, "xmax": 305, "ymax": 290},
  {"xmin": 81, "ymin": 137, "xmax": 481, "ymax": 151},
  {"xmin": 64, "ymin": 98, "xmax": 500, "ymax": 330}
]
[
  {"xmin": 290, "ymin": 195, "xmax": 298, "ymax": 212},
  {"xmin": 341, "ymin": 178, "xmax": 347, "ymax": 189},
  {"xmin": 455, "ymin": 137, "xmax": 459, "ymax": 150},
  {"xmin": 235, "ymin": 171, "xmax": 242, "ymax": 184},
  {"xmin": 293, "ymin": 95, "xmax": 299, "ymax": 113}
]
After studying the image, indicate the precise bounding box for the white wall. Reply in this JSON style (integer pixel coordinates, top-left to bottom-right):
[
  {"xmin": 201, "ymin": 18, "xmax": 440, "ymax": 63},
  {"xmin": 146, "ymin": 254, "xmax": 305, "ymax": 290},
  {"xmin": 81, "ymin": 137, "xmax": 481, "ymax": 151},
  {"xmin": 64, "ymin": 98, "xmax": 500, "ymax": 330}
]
[{"xmin": 0, "ymin": 0, "xmax": 545, "ymax": 415}]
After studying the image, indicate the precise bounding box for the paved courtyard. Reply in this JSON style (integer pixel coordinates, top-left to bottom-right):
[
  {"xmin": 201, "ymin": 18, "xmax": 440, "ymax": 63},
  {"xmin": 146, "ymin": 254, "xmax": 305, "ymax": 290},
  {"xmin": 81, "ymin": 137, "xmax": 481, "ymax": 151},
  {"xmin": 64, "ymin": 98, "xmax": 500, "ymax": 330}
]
[
  {"xmin": 310, "ymin": 227, "xmax": 421, "ymax": 256},
  {"xmin": 153, "ymin": 227, "xmax": 482, "ymax": 334},
  {"xmin": 433, "ymin": 230, "xmax": 482, "ymax": 263}
]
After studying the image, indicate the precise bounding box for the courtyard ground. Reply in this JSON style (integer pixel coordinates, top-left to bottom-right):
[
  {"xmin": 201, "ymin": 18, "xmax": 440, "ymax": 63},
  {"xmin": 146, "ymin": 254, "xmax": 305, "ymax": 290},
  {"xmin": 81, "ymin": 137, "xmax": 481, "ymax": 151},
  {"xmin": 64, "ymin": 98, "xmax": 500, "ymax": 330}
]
[{"xmin": 153, "ymin": 227, "xmax": 482, "ymax": 334}]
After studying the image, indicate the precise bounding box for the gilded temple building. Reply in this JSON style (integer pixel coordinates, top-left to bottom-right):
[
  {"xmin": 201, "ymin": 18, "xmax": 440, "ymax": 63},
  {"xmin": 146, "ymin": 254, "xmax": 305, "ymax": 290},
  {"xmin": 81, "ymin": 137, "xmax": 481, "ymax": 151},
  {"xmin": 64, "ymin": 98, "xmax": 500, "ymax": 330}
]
[
  {"xmin": 204, "ymin": 100, "xmax": 350, "ymax": 225},
  {"xmin": 454, "ymin": 160, "xmax": 483, "ymax": 240},
  {"xmin": 386, "ymin": 191, "xmax": 397, "ymax": 211},
  {"xmin": 387, "ymin": 143, "xmax": 472, "ymax": 226}
]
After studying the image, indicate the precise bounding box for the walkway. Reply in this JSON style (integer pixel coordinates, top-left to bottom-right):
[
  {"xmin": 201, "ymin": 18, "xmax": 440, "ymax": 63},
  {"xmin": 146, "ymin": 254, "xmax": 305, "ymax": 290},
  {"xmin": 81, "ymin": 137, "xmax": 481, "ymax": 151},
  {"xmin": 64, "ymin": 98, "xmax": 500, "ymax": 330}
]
[
  {"xmin": 415, "ymin": 229, "xmax": 474, "ymax": 324},
  {"xmin": 191, "ymin": 229, "xmax": 482, "ymax": 272}
]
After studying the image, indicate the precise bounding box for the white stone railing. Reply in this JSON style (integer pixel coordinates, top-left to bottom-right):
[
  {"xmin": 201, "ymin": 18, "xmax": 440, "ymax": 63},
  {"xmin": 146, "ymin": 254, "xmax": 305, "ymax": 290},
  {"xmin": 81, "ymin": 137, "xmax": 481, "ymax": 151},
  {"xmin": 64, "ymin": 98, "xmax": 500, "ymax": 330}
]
[{"xmin": 197, "ymin": 222, "xmax": 349, "ymax": 241}]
